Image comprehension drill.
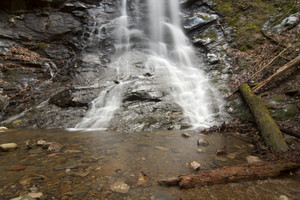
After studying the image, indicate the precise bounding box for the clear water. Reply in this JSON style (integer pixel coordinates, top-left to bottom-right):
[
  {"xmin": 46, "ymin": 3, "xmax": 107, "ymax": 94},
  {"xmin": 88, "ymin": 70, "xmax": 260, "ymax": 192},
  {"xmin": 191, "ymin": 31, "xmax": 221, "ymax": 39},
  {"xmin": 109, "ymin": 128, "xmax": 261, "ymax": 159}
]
[
  {"xmin": 0, "ymin": 129, "xmax": 299, "ymax": 199},
  {"xmin": 76, "ymin": 0, "xmax": 225, "ymax": 130}
]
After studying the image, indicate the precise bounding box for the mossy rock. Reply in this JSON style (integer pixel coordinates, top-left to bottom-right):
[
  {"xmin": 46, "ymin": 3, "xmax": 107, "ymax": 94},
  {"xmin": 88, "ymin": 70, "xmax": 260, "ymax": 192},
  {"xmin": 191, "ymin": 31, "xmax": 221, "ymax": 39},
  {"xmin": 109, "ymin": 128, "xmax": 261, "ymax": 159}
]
[
  {"xmin": 271, "ymin": 95, "xmax": 285, "ymax": 103},
  {"xmin": 270, "ymin": 105, "xmax": 298, "ymax": 121},
  {"xmin": 212, "ymin": 0, "xmax": 299, "ymax": 49},
  {"xmin": 297, "ymin": 101, "xmax": 300, "ymax": 109}
]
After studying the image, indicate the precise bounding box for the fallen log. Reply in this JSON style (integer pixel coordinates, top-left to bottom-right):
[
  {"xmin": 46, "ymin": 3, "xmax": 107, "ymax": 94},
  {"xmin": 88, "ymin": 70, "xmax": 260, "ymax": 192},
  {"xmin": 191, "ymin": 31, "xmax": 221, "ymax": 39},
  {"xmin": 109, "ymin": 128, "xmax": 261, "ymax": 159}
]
[
  {"xmin": 252, "ymin": 55, "xmax": 300, "ymax": 93},
  {"xmin": 239, "ymin": 83, "xmax": 289, "ymax": 153},
  {"xmin": 158, "ymin": 160, "xmax": 300, "ymax": 188}
]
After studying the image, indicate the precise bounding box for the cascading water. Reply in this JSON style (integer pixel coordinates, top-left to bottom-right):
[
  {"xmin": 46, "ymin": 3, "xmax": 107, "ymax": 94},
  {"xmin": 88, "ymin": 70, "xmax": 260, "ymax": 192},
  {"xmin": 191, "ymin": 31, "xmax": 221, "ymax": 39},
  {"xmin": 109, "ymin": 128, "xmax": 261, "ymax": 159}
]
[{"xmin": 75, "ymin": 0, "xmax": 224, "ymax": 130}]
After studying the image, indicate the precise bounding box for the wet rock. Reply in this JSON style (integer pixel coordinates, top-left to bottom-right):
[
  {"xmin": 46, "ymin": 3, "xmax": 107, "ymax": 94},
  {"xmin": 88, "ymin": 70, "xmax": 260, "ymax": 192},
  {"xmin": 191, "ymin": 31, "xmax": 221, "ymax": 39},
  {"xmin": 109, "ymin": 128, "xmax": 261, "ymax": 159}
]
[
  {"xmin": 246, "ymin": 156, "xmax": 261, "ymax": 164},
  {"xmin": 49, "ymin": 88, "xmax": 88, "ymax": 108},
  {"xmin": 110, "ymin": 181, "xmax": 130, "ymax": 194},
  {"xmin": 207, "ymin": 53, "xmax": 219, "ymax": 64},
  {"xmin": 266, "ymin": 13, "xmax": 299, "ymax": 33},
  {"xmin": 197, "ymin": 138, "xmax": 209, "ymax": 146},
  {"xmin": 181, "ymin": 132, "xmax": 191, "ymax": 138},
  {"xmin": 186, "ymin": 161, "xmax": 201, "ymax": 171},
  {"xmin": 28, "ymin": 148, "xmax": 43, "ymax": 154},
  {"xmin": 0, "ymin": 143, "xmax": 18, "ymax": 151},
  {"xmin": 47, "ymin": 142, "xmax": 63, "ymax": 152},
  {"xmin": 184, "ymin": 11, "xmax": 219, "ymax": 31},
  {"xmin": 8, "ymin": 165, "xmax": 26, "ymax": 171}
]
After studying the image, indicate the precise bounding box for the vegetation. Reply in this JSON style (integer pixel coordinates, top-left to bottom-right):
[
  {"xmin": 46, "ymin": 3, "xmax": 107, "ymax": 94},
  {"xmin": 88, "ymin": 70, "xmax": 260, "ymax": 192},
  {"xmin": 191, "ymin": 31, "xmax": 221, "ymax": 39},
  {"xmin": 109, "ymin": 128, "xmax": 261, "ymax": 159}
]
[{"xmin": 213, "ymin": 0, "xmax": 299, "ymax": 49}]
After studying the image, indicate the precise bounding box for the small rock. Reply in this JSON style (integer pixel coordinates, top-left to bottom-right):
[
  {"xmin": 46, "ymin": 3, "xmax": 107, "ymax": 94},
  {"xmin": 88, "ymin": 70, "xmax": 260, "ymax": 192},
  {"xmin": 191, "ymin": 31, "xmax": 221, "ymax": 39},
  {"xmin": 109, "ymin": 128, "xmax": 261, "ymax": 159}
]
[
  {"xmin": 25, "ymin": 140, "xmax": 34, "ymax": 149},
  {"xmin": 29, "ymin": 186, "xmax": 38, "ymax": 193},
  {"xmin": 246, "ymin": 155, "xmax": 261, "ymax": 163},
  {"xmin": 181, "ymin": 133, "xmax": 191, "ymax": 138},
  {"xmin": 110, "ymin": 181, "xmax": 130, "ymax": 194},
  {"xmin": 278, "ymin": 195, "xmax": 289, "ymax": 200},
  {"xmin": 8, "ymin": 165, "xmax": 26, "ymax": 171},
  {"xmin": 0, "ymin": 127, "xmax": 8, "ymax": 132},
  {"xmin": 186, "ymin": 161, "xmax": 201, "ymax": 171},
  {"xmin": 47, "ymin": 142, "xmax": 63, "ymax": 152},
  {"xmin": 197, "ymin": 138, "xmax": 209, "ymax": 146},
  {"xmin": 137, "ymin": 172, "xmax": 150, "ymax": 187},
  {"xmin": 27, "ymin": 192, "xmax": 44, "ymax": 199},
  {"xmin": 0, "ymin": 143, "xmax": 18, "ymax": 151},
  {"xmin": 36, "ymin": 140, "xmax": 46, "ymax": 146}
]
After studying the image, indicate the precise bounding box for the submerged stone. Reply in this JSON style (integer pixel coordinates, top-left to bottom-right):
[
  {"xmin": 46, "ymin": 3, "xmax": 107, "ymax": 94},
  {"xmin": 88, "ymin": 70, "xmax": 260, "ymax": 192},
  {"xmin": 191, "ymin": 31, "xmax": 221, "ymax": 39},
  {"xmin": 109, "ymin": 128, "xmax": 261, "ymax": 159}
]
[
  {"xmin": 0, "ymin": 143, "xmax": 18, "ymax": 151},
  {"xmin": 110, "ymin": 181, "xmax": 130, "ymax": 194}
]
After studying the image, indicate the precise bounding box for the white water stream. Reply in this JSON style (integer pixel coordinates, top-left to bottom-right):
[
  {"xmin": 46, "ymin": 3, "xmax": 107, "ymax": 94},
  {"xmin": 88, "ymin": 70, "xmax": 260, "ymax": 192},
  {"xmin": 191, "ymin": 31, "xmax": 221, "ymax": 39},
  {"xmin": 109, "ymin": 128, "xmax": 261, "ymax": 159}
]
[{"xmin": 75, "ymin": 0, "xmax": 224, "ymax": 130}]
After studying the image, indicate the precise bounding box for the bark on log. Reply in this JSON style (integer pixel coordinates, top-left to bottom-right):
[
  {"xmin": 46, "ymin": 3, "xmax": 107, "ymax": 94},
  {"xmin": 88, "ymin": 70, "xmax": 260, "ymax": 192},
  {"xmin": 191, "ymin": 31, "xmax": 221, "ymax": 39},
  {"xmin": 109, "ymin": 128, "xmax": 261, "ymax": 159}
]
[
  {"xmin": 158, "ymin": 161, "xmax": 300, "ymax": 188},
  {"xmin": 239, "ymin": 83, "xmax": 289, "ymax": 153}
]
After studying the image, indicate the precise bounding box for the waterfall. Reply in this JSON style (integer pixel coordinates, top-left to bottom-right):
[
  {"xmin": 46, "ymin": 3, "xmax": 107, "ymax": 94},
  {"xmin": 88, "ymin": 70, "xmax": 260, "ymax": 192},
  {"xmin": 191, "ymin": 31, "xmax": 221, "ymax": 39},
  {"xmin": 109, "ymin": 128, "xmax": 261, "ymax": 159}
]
[{"xmin": 75, "ymin": 0, "xmax": 224, "ymax": 130}]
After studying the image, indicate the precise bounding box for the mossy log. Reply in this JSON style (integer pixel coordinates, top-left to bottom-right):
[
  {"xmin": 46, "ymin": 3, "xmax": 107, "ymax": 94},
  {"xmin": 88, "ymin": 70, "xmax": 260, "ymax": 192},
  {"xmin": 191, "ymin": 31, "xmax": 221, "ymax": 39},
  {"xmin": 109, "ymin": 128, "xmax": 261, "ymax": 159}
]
[
  {"xmin": 158, "ymin": 161, "xmax": 300, "ymax": 188},
  {"xmin": 239, "ymin": 83, "xmax": 289, "ymax": 152}
]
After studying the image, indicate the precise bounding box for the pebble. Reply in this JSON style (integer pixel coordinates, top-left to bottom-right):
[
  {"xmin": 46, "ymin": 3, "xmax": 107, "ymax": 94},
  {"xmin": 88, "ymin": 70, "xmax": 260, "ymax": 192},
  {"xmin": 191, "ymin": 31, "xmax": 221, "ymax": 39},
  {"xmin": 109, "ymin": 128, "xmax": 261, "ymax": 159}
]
[
  {"xmin": 186, "ymin": 161, "xmax": 201, "ymax": 171},
  {"xmin": 197, "ymin": 138, "xmax": 209, "ymax": 146},
  {"xmin": 246, "ymin": 155, "xmax": 261, "ymax": 163},
  {"xmin": 110, "ymin": 181, "xmax": 130, "ymax": 194},
  {"xmin": 0, "ymin": 143, "xmax": 18, "ymax": 151},
  {"xmin": 216, "ymin": 149, "xmax": 227, "ymax": 155}
]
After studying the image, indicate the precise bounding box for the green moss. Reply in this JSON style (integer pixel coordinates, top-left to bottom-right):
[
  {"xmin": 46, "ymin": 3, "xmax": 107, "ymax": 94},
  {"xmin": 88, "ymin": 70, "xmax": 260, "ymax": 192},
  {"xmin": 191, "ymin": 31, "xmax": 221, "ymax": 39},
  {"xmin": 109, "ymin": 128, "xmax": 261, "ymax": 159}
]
[
  {"xmin": 239, "ymin": 46, "xmax": 248, "ymax": 51},
  {"xmin": 212, "ymin": 0, "xmax": 298, "ymax": 49},
  {"xmin": 271, "ymin": 95, "xmax": 285, "ymax": 102}
]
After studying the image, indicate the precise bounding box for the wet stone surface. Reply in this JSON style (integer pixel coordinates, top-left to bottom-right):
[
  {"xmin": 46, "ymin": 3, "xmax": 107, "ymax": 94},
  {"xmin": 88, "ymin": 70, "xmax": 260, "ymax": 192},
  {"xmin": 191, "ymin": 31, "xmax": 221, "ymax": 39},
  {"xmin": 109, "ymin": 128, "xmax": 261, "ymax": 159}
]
[{"xmin": 0, "ymin": 129, "xmax": 299, "ymax": 199}]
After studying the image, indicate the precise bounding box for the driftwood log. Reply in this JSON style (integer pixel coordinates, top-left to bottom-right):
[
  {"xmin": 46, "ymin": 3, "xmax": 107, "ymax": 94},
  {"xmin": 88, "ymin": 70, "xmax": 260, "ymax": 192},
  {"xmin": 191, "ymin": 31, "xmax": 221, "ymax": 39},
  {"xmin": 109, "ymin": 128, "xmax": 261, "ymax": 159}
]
[
  {"xmin": 158, "ymin": 160, "xmax": 300, "ymax": 188},
  {"xmin": 239, "ymin": 83, "xmax": 289, "ymax": 153}
]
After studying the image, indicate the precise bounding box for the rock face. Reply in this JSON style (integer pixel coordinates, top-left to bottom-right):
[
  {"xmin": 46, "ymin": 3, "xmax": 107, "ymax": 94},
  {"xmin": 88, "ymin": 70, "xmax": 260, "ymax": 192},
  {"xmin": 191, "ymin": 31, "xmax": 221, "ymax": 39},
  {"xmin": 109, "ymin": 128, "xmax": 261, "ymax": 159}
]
[{"xmin": 0, "ymin": 0, "xmax": 228, "ymax": 131}]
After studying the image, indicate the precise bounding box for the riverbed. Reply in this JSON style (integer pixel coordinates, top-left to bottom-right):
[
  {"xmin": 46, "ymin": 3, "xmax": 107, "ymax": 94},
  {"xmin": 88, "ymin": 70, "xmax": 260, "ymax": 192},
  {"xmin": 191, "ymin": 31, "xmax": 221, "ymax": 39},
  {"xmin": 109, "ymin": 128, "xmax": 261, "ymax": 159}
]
[{"xmin": 0, "ymin": 129, "xmax": 299, "ymax": 199}]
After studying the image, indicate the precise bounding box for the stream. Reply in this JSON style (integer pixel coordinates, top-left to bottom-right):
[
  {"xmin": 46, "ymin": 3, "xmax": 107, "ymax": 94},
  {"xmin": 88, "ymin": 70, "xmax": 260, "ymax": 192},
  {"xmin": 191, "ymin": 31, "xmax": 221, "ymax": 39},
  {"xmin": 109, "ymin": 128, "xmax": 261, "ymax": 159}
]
[{"xmin": 1, "ymin": 129, "xmax": 299, "ymax": 199}]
